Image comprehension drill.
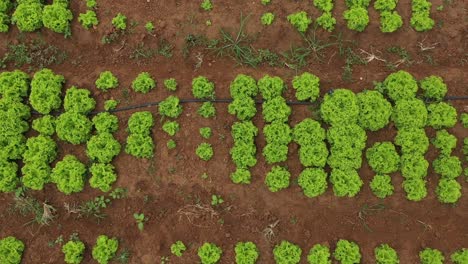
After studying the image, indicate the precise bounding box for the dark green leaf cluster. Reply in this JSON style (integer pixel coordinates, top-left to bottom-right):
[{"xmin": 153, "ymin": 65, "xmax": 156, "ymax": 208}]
[
  {"xmin": 327, "ymin": 124, "xmax": 366, "ymax": 170},
  {"xmin": 0, "ymin": 70, "xmax": 30, "ymax": 98},
  {"xmin": 230, "ymin": 121, "xmax": 258, "ymax": 170},
  {"xmin": 95, "ymin": 71, "xmax": 118, "ymax": 91},
  {"xmin": 23, "ymin": 135, "xmax": 57, "ymax": 163},
  {"xmin": 419, "ymin": 248, "xmax": 444, "ymax": 264},
  {"xmin": 196, "ymin": 143, "xmax": 213, "ymax": 161},
  {"xmin": 162, "ymin": 121, "xmax": 179, "ymax": 136},
  {"xmin": 451, "ymin": 249, "xmax": 468, "ymax": 264},
  {"xmin": 234, "ymin": 241, "xmax": 259, "ymax": 264},
  {"xmin": 333, "ymin": 239, "xmax": 361, "ymax": 264},
  {"xmin": 374, "ymin": 244, "xmax": 399, "ymax": 264},
  {"xmin": 357, "ymin": 90, "xmax": 392, "ymax": 131},
  {"xmin": 330, "ymin": 168, "xmax": 363, "ymax": 197},
  {"xmin": 410, "ymin": 0, "xmax": 434, "ymax": 32},
  {"xmin": 0, "ymin": 98, "xmax": 30, "ymax": 137},
  {"xmin": 265, "ymin": 166, "xmax": 291, "ymax": 192},
  {"xmin": 32, "ymin": 115, "xmax": 55, "ymax": 135},
  {"xmin": 0, "ymin": 236, "xmax": 24, "ymax": 264},
  {"xmin": 128, "ymin": 111, "xmax": 153, "ymax": 135},
  {"xmin": 374, "ymin": 0, "xmax": 397, "ymax": 11},
  {"xmin": 0, "ymin": 160, "xmax": 19, "ymax": 192},
  {"xmin": 292, "ymin": 72, "xmax": 320, "ymax": 101},
  {"xmin": 343, "ymin": 7, "xmax": 369, "ymax": 32},
  {"xmin": 126, "ymin": 111, "xmax": 154, "ymax": 159},
  {"xmin": 12, "ymin": 2, "xmax": 43, "ymax": 32},
  {"xmin": 78, "ymin": 10, "xmax": 98, "ymax": 29},
  {"xmin": 104, "ymin": 99, "xmax": 118, "ymax": 111},
  {"xmin": 0, "ymin": 13, "xmax": 9, "ymax": 32},
  {"xmin": 370, "ymin": 174, "xmax": 394, "ymax": 198},
  {"xmin": 51, "ymin": 155, "xmax": 86, "ymax": 195},
  {"xmin": 192, "ymin": 76, "xmax": 215, "ymax": 99},
  {"xmin": 62, "ymin": 240, "xmax": 85, "ymax": 264},
  {"xmin": 42, "ymin": 3, "xmax": 73, "ymax": 36},
  {"xmin": 56, "ymin": 112, "xmax": 93, "ymax": 145},
  {"xmin": 30, "ymin": 69, "xmax": 65, "ymax": 114},
  {"xmin": 402, "ymin": 178, "xmax": 427, "ymax": 201},
  {"xmin": 392, "ymin": 99, "xmax": 427, "ymax": 129},
  {"xmin": 263, "ymin": 122, "xmax": 291, "ymax": 164},
  {"xmin": 262, "ymin": 96, "xmax": 291, "ymax": 123},
  {"xmin": 287, "ymin": 11, "xmax": 312, "ymax": 33},
  {"xmin": 92, "ymin": 112, "xmax": 118, "ymax": 134},
  {"xmin": 436, "ymin": 179, "xmax": 461, "ymax": 204},
  {"xmin": 461, "ymin": 113, "xmax": 468, "ymax": 128},
  {"xmin": 432, "ymin": 130, "xmax": 456, "ymax": 156},
  {"xmin": 307, "ymin": 244, "xmax": 331, "ymax": 264},
  {"xmin": 313, "ymin": 0, "xmax": 333, "ymax": 12},
  {"xmin": 64, "ymin": 86, "xmax": 96, "ymax": 114},
  {"xmin": 21, "ymin": 160, "xmax": 51, "ymax": 190},
  {"xmin": 345, "ymin": 0, "xmax": 370, "ymax": 8},
  {"xmin": 426, "ymin": 102, "xmax": 457, "ymax": 129},
  {"xmin": 298, "ymin": 168, "xmax": 328, "ymax": 198},
  {"xmin": 92, "ymin": 235, "xmax": 119, "ymax": 264},
  {"xmin": 200, "ymin": 127, "xmax": 212, "ymax": 139},
  {"xmin": 0, "ymin": 134, "xmax": 26, "ymax": 161},
  {"xmin": 131, "ymin": 72, "xmax": 156, "ymax": 93},
  {"xmin": 383, "ymin": 71, "xmax": 418, "ymax": 101},
  {"xmin": 230, "ymin": 74, "xmax": 258, "ymax": 98},
  {"xmin": 395, "ymin": 128, "xmax": 429, "ymax": 155},
  {"xmin": 366, "ymin": 142, "xmax": 399, "ymax": 174},
  {"xmin": 89, "ymin": 163, "xmax": 117, "ymax": 192},
  {"xmin": 273, "ymin": 240, "xmax": 302, "ymax": 264},
  {"xmin": 400, "ymin": 154, "xmax": 428, "ymax": 179},
  {"xmin": 159, "ymin": 96, "xmax": 183, "ymax": 118},
  {"xmin": 228, "ymin": 97, "xmax": 257, "ymax": 121},
  {"xmin": 198, "ymin": 102, "xmax": 216, "ymax": 118},
  {"xmin": 320, "ymin": 89, "xmax": 359, "ymax": 125},
  {"xmin": 198, "ymin": 242, "xmax": 222, "ymax": 264},
  {"xmin": 164, "ymin": 78, "xmax": 177, "ymax": 91},
  {"xmin": 86, "ymin": 133, "xmax": 121, "ymax": 163},
  {"xmin": 420, "ymin": 76, "xmax": 447, "ymax": 101},
  {"xmin": 230, "ymin": 168, "xmax": 251, "ymax": 184},
  {"xmin": 316, "ymin": 12, "xmax": 336, "ymax": 32},
  {"xmin": 433, "ymin": 155, "xmax": 462, "ymax": 179},
  {"xmin": 380, "ymin": 11, "xmax": 402, "ymax": 33},
  {"xmin": 258, "ymin": 75, "xmax": 285, "ymax": 100}
]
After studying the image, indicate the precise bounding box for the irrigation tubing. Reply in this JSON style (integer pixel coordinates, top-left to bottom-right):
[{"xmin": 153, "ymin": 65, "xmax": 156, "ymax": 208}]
[{"xmin": 31, "ymin": 96, "xmax": 468, "ymax": 116}]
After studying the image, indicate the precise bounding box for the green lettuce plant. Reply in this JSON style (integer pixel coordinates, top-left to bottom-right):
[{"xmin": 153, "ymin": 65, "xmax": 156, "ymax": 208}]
[
  {"xmin": 293, "ymin": 118, "xmax": 325, "ymax": 145},
  {"xmin": 198, "ymin": 102, "xmax": 216, "ymax": 118},
  {"xmin": 162, "ymin": 121, "xmax": 179, "ymax": 136},
  {"xmin": 196, "ymin": 143, "xmax": 213, "ymax": 161},
  {"xmin": 307, "ymin": 244, "xmax": 331, "ymax": 264},
  {"xmin": 86, "ymin": 133, "xmax": 121, "ymax": 163},
  {"xmin": 314, "ymin": 0, "xmax": 333, "ymax": 11},
  {"xmin": 234, "ymin": 242, "xmax": 259, "ymax": 264},
  {"xmin": 62, "ymin": 240, "xmax": 85, "ymax": 264},
  {"xmin": 198, "ymin": 242, "xmax": 222, "ymax": 264},
  {"xmin": 292, "ymin": 72, "xmax": 320, "ymax": 101},
  {"xmin": 78, "ymin": 10, "xmax": 98, "ymax": 29},
  {"xmin": 436, "ymin": 179, "xmax": 461, "ymax": 204},
  {"xmin": 167, "ymin": 139, "xmax": 176, "ymax": 150},
  {"xmin": 128, "ymin": 111, "xmax": 153, "ymax": 135},
  {"xmin": 230, "ymin": 74, "xmax": 258, "ymax": 98},
  {"xmin": 228, "ymin": 97, "xmax": 257, "ymax": 121},
  {"xmin": 374, "ymin": 244, "xmax": 399, "ymax": 264},
  {"xmin": 125, "ymin": 134, "xmax": 154, "ymax": 158},
  {"xmin": 333, "ymin": 239, "xmax": 361, "ymax": 264},
  {"xmin": 56, "ymin": 112, "xmax": 92, "ymax": 145},
  {"xmin": 0, "ymin": 236, "xmax": 24, "ymax": 264},
  {"xmin": 330, "ymin": 168, "xmax": 363, "ymax": 197},
  {"xmin": 383, "ymin": 70, "xmax": 418, "ymax": 101},
  {"xmin": 12, "ymin": 3, "xmax": 43, "ymax": 32},
  {"xmin": 433, "ymin": 155, "xmax": 462, "ymax": 179},
  {"xmin": 370, "ymin": 174, "xmax": 394, "ymax": 198},
  {"xmin": 298, "ymin": 168, "xmax": 328, "ymax": 198},
  {"xmin": 132, "ymin": 72, "xmax": 156, "ymax": 93},
  {"xmin": 0, "ymin": 70, "xmax": 30, "ymax": 98},
  {"xmin": 30, "ymin": 69, "xmax": 64, "ymax": 114},
  {"xmin": 261, "ymin": 12, "xmax": 275, "ymax": 26},
  {"xmin": 192, "ymin": 76, "xmax": 215, "ymax": 99},
  {"xmin": 327, "ymin": 124, "xmax": 366, "ymax": 150},
  {"xmin": 0, "ymin": 135, "xmax": 26, "ymax": 161},
  {"xmin": 159, "ymin": 96, "xmax": 183, "ymax": 118},
  {"xmin": 111, "ymin": 13, "xmax": 126, "ymax": 30},
  {"xmin": 273, "ymin": 241, "xmax": 302, "ymax": 264},
  {"xmin": 420, "ymin": 75, "xmax": 447, "ymax": 101},
  {"xmin": 95, "ymin": 71, "xmax": 118, "ymax": 91},
  {"xmin": 32, "ymin": 115, "xmax": 55, "ymax": 135},
  {"xmin": 200, "ymin": 127, "xmax": 212, "ymax": 139},
  {"xmin": 357, "ymin": 90, "xmax": 392, "ymax": 131},
  {"xmin": 451, "ymin": 249, "xmax": 468, "ymax": 264},
  {"xmin": 320, "ymin": 89, "xmax": 359, "ymax": 125},
  {"xmin": 366, "ymin": 142, "xmax": 399, "ymax": 174},
  {"xmin": 400, "ymin": 154, "xmax": 428, "ymax": 179},
  {"xmin": 374, "ymin": 0, "xmax": 397, "ymax": 11},
  {"xmin": 426, "ymin": 102, "xmax": 458, "ymax": 129},
  {"xmin": 164, "ymin": 78, "xmax": 177, "ymax": 91},
  {"xmin": 345, "ymin": 0, "xmax": 370, "ymax": 8},
  {"xmin": 403, "ymin": 178, "xmax": 427, "ymax": 201},
  {"xmin": 343, "ymin": 7, "xmax": 369, "ymax": 32},
  {"xmin": 419, "ymin": 248, "xmax": 444, "ymax": 264},
  {"xmin": 0, "ymin": 160, "xmax": 19, "ymax": 192},
  {"xmin": 394, "ymin": 128, "xmax": 429, "ymax": 155},
  {"xmin": 92, "ymin": 235, "xmax": 119, "ymax": 264},
  {"xmin": 287, "ymin": 11, "xmax": 312, "ymax": 33},
  {"xmin": 51, "ymin": 155, "xmax": 86, "ymax": 195},
  {"xmin": 104, "ymin": 99, "xmax": 118, "ymax": 111},
  {"xmin": 21, "ymin": 161, "xmax": 51, "ymax": 190},
  {"xmin": 258, "ymin": 75, "xmax": 285, "ymax": 100},
  {"xmin": 64, "ymin": 86, "xmax": 96, "ymax": 114},
  {"xmin": 89, "ymin": 163, "xmax": 117, "ymax": 192},
  {"xmin": 316, "ymin": 12, "xmax": 336, "ymax": 32},
  {"xmin": 262, "ymin": 96, "xmax": 291, "ymax": 123},
  {"xmin": 460, "ymin": 113, "xmax": 468, "ymax": 128},
  {"xmin": 299, "ymin": 143, "xmax": 328, "ymax": 168},
  {"xmin": 230, "ymin": 168, "xmax": 251, "ymax": 184},
  {"xmin": 231, "ymin": 121, "xmax": 258, "ymax": 169},
  {"xmin": 0, "ymin": 13, "xmax": 9, "ymax": 32},
  {"xmin": 23, "ymin": 135, "xmax": 57, "ymax": 163},
  {"xmin": 92, "ymin": 113, "xmax": 119, "ymax": 134},
  {"xmin": 42, "ymin": 3, "xmax": 73, "ymax": 36},
  {"xmin": 432, "ymin": 130, "xmax": 456, "ymax": 156},
  {"xmin": 265, "ymin": 166, "xmax": 290, "ymax": 192},
  {"xmin": 392, "ymin": 98, "xmax": 427, "ymax": 129},
  {"xmin": 200, "ymin": 0, "xmax": 213, "ymax": 11},
  {"xmin": 380, "ymin": 11, "xmax": 402, "ymax": 33},
  {"xmin": 171, "ymin": 241, "xmax": 186, "ymax": 257},
  {"xmin": 410, "ymin": 12, "xmax": 434, "ymax": 32}
]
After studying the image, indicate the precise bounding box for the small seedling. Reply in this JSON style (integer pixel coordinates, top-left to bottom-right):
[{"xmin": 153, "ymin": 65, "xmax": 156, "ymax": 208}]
[
  {"xmin": 211, "ymin": 195, "xmax": 224, "ymax": 206},
  {"xmin": 201, "ymin": 0, "xmax": 213, "ymax": 11},
  {"xmin": 133, "ymin": 213, "xmax": 148, "ymax": 231},
  {"xmin": 145, "ymin": 22, "xmax": 155, "ymax": 33}
]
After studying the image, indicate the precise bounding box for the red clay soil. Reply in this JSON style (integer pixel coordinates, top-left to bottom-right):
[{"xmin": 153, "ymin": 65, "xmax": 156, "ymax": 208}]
[{"xmin": 0, "ymin": 0, "xmax": 467, "ymax": 263}]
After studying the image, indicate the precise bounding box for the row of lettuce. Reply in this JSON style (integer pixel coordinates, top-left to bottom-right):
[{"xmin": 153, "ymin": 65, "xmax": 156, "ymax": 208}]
[
  {"xmin": 226, "ymin": 71, "xmax": 467, "ymax": 204},
  {"xmin": 1, "ymin": 235, "xmax": 467, "ymax": 264}
]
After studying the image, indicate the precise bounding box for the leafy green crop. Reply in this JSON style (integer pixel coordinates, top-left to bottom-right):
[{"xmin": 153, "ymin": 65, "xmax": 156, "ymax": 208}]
[
  {"xmin": 330, "ymin": 168, "xmax": 363, "ymax": 197},
  {"xmin": 0, "ymin": 135, "xmax": 26, "ymax": 161},
  {"xmin": 95, "ymin": 71, "xmax": 118, "ymax": 91},
  {"xmin": 0, "ymin": 13, "xmax": 9, "ymax": 33},
  {"xmin": 56, "ymin": 112, "xmax": 92, "ymax": 145},
  {"xmin": 451, "ymin": 249, "xmax": 468, "ymax": 264},
  {"xmin": 0, "ymin": 0, "xmax": 12, "ymax": 13},
  {"xmin": 198, "ymin": 242, "xmax": 222, "ymax": 264},
  {"xmin": 299, "ymin": 143, "xmax": 328, "ymax": 168},
  {"xmin": 374, "ymin": 244, "xmax": 399, "ymax": 264},
  {"xmin": 78, "ymin": 10, "xmax": 98, "ymax": 29},
  {"xmin": 51, "ymin": 155, "xmax": 86, "ymax": 195},
  {"xmin": 327, "ymin": 124, "xmax": 367, "ymax": 151},
  {"xmin": 0, "ymin": 236, "xmax": 24, "ymax": 264},
  {"xmin": 316, "ymin": 12, "xmax": 336, "ymax": 32},
  {"xmin": 287, "ymin": 11, "xmax": 312, "ymax": 33},
  {"xmin": 432, "ymin": 130, "xmax": 456, "ymax": 156},
  {"xmin": 12, "ymin": 3, "xmax": 43, "ymax": 32},
  {"xmin": 104, "ymin": 99, "xmax": 118, "ymax": 111},
  {"xmin": 164, "ymin": 78, "xmax": 177, "ymax": 91},
  {"xmin": 32, "ymin": 115, "xmax": 55, "ymax": 135},
  {"xmin": 0, "ymin": 160, "xmax": 19, "ymax": 192},
  {"xmin": 402, "ymin": 178, "xmax": 427, "ymax": 201},
  {"xmin": 89, "ymin": 163, "xmax": 117, "ymax": 192},
  {"xmin": 167, "ymin": 139, "xmax": 176, "ymax": 150},
  {"xmin": 420, "ymin": 76, "xmax": 447, "ymax": 101},
  {"xmin": 228, "ymin": 97, "xmax": 257, "ymax": 121},
  {"xmin": 419, "ymin": 248, "xmax": 444, "ymax": 264},
  {"xmin": 62, "ymin": 240, "xmax": 85, "ymax": 264},
  {"xmin": 23, "ymin": 135, "xmax": 57, "ymax": 163},
  {"xmin": 230, "ymin": 168, "xmax": 251, "ymax": 184},
  {"xmin": 273, "ymin": 240, "xmax": 302, "ymax": 264},
  {"xmin": 132, "ymin": 72, "xmax": 156, "ymax": 93},
  {"xmin": 171, "ymin": 241, "xmax": 186, "ymax": 257},
  {"xmin": 460, "ymin": 113, "xmax": 468, "ymax": 128},
  {"xmin": 395, "ymin": 128, "xmax": 429, "ymax": 155},
  {"xmin": 21, "ymin": 161, "xmax": 51, "ymax": 190},
  {"xmin": 263, "ymin": 122, "xmax": 291, "ymax": 164},
  {"xmin": 436, "ymin": 179, "xmax": 461, "ymax": 204},
  {"xmin": 410, "ymin": 0, "xmax": 434, "ymax": 32},
  {"xmin": 231, "ymin": 121, "xmax": 258, "ymax": 169},
  {"xmin": 293, "ymin": 119, "xmax": 325, "ymax": 145},
  {"xmin": 64, "ymin": 86, "xmax": 96, "ymax": 114},
  {"xmin": 383, "ymin": 71, "xmax": 418, "ymax": 101},
  {"xmin": 320, "ymin": 89, "xmax": 359, "ymax": 125},
  {"xmin": 200, "ymin": 127, "xmax": 212, "ymax": 139},
  {"xmin": 258, "ymin": 75, "xmax": 285, "ymax": 100},
  {"xmin": 314, "ymin": 0, "xmax": 333, "ymax": 12},
  {"xmin": 159, "ymin": 96, "xmax": 183, "ymax": 118},
  {"xmin": 230, "ymin": 74, "xmax": 258, "ymax": 98},
  {"xmin": 262, "ymin": 96, "xmax": 291, "ymax": 123},
  {"xmin": 192, "ymin": 76, "xmax": 215, "ymax": 99},
  {"xmin": 200, "ymin": 0, "xmax": 213, "ymax": 11},
  {"xmin": 292, "ymin": 72, "xmax": 320, "ymax": 102},
  {"xmin": 92, "ymin": 235, "xmax": 119, "ymax": 264},
  {"xmin": 357, "ymin": 90, "xmax": 392, "ymax": 131},
  {"xmin": 400, "ymin": 154, "xmax": 428, "ymax": 179},
  {"xmin": 374, "ymin": 0, "xmax": 397, "ymax": 11},
  {"xmin": 392, "ymin": 98, "xmax": 427, "ymax": 129},
  {"xmin": 265, "ymin": 166, "xmax": 290, "ymax": 192},
  {"xmin": 125, "ymin": 134, "xmax": 154, "ymax": 158},
  {"xmin": 433, "ymin": 155, "xmax": 462, "ymax": 179},
  {"xmin": 426, "ymin": 102, "xmax": 457, "ymax": 129},
  {"xmin": 343, "ymin": 7, "xmax": 369, "ymax": 32},
  {"xmin": 345, "ymin": 0, "xmax": 370, "ymax": 8},
  {"xmin": 234, "ymin": 241, "xmax": 259, "ymax": 264},
  {"xmin": 333, "ymin": 239, "xmax": 361, "ymax": 264},
  {"xmin": 307, "ymin": 244, "xmax": 331, "ymax": 264},
  {"xmin": 92, "ymin": 113, "xmax": 118, "ymax": 134},
  {"xmin": 198, "ymin": 102, "xmax": 216, "ymax": 118},
  {"xmin": 196, "ymin": 143, "xmax": 213, "ymax": 161},
  {"xmin": 162, "ymin": 121, "xmax": 179, "ymax": 136},
  {"xmin": 86, "ymin": 133, "xmax": 121, "ymax": 163},
  {"xmin": 111, "ymin": 13, "xmax": 126, "ymax": 30},
  {"xmin": 30, "ymin": 68, "xmax": 64, "ymax": 114},
  {"xmin": 380, "ymin": 11, "xmax": 402, "ymax": 33},
  {"xmin": 370, "ymin": 174, "xmax": 394, "ymax": 198},
  {"xmin": 366, "ymin": 142, "xmax": 399, "ymax": 174},
  {"xmin": 0, "ymin": 70, "xmax": 30, "ymax": 98},
  {"xmin": 128, "ymin": 111, "xmax": 154, "ymax": 135},
  {"xmin": 298, "ymin": 168, "xmax": 328, "ymax": 198},
  {"xmin": 42, "ymin": 3, "xmax": 73, "ymax": 36},
  {"xmin": 261, "ymin": 12, "xmax": 275, "ymax": 26}
]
